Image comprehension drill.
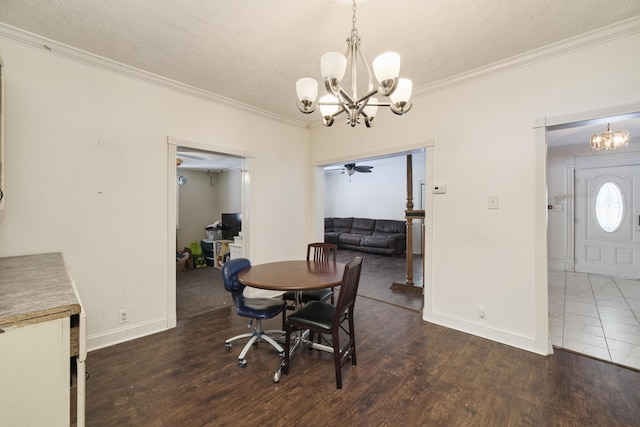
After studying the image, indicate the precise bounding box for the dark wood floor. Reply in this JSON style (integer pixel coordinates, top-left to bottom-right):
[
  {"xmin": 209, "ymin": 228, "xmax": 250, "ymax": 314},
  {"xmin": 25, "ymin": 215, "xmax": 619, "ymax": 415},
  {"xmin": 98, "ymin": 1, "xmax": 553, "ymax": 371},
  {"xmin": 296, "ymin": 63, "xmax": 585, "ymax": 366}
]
[{"xmin": 84, "ymin": 295, "xmax": 640, "ymax": 426}]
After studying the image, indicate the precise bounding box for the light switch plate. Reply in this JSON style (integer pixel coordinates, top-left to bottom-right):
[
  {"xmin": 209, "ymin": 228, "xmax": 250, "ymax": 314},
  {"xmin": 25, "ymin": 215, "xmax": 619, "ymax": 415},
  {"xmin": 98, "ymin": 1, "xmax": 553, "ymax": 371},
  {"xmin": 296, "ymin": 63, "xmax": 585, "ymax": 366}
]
[{"xmin": 488, "ymin": 195, "xmax": 499, "ymax": 209}]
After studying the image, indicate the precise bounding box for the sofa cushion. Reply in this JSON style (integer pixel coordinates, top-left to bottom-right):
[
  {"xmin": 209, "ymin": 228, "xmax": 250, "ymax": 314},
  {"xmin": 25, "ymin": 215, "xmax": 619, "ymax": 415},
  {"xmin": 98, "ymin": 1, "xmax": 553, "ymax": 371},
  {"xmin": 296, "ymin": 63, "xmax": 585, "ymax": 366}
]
[
  {"xmin": 324, "ymin": 232, "xmax": 341, "ymax": 245},
  {"xmin": 373, "ymin": 219, "xmax": 406, "ymax": 235},
  {"xmin": 351, "ymin": 218, "xmax": 375, "ymax": 235},
  {"xmin": 361, "ymin": 235, "xmax": 395, "ymax": 249},
  {"xmin": 339, "ymin": 233, "xmax": 363, "ymax": 247},
  {"xmin": 332, "ymin": 217, "xmax": 354, "ymax": 233},
  {"xmin": 324, "ymin": 217, "xmax": 334, "ymax": 232}
]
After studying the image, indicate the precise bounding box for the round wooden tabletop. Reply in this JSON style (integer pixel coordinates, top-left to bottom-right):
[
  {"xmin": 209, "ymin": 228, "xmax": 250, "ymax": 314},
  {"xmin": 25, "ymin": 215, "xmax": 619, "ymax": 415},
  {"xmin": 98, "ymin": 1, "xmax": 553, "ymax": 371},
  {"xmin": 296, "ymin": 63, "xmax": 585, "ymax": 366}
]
[{"xmin": 238, "ymin": 260, "xmax": 345, "ymax": 291}]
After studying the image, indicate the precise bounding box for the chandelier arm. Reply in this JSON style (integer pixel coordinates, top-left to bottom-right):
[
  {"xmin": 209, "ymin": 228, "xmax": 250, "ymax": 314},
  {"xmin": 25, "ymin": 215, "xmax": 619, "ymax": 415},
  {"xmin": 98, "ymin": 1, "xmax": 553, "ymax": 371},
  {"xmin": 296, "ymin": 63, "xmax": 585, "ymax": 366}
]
[
  {"xmin": 338, "ymin": 87, "xmax": 356, "ymax": 106},
  {"xmin": 354, "ymin": 91, "xmax": 379, "ymax": 119},
  {"xmin": 355, "ymin": 88, "xmax": 379, "ymax": 106},
  {"xmin": 296, "ymin": 100, "xmax": 316, "ymax": 114},
  {"xmin": 390, "ymin": 101, "xmax": 413, "ymax": 115},
  {"xmin": 355, "ymin": 40, "xmax": 376, "ymax": 92}
]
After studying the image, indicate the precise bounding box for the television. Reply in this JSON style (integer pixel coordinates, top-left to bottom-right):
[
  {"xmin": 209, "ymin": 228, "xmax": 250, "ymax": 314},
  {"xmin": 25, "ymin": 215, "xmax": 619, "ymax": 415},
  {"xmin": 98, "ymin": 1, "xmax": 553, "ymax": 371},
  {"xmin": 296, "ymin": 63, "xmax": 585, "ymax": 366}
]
[{"xmin": 221, "ymin": 213, "xmax": 242, "ymax": 239}]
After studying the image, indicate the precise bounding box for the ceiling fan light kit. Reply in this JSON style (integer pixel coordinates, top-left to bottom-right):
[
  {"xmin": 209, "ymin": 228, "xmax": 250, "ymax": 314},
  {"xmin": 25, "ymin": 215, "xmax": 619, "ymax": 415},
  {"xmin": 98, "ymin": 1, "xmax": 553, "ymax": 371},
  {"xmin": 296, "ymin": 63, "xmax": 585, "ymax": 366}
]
[
  {"xmin": 343, "ymin": 163, "xmax": 373, "ymax": 176},
  {"xmin": 295, "ymin": 0, "xmax": 413, "ymax": 128}
]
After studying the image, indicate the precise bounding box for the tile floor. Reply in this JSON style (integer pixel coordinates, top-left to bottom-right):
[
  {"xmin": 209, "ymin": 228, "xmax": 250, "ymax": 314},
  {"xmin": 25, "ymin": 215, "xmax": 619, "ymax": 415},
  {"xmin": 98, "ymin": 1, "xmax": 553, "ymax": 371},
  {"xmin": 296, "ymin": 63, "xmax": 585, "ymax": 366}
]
[{"xmin": 549, "ymin": 270, "xmax": 640, "ymax": 371}]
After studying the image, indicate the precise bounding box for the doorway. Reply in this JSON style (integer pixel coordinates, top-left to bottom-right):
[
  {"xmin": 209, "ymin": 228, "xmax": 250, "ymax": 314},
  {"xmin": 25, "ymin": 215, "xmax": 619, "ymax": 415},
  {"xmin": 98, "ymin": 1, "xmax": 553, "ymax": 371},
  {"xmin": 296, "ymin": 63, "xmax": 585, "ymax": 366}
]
[
  {"xmin": 167, "ymin": 136, "xmax": 253, "ymax": 327},
  {"xmin": 315, "ymin": 142, "xmax": 433, "ymax": 313},
  {"xmin": 543, "ymin": 104, "xmax": 640, "ymax": 369}
]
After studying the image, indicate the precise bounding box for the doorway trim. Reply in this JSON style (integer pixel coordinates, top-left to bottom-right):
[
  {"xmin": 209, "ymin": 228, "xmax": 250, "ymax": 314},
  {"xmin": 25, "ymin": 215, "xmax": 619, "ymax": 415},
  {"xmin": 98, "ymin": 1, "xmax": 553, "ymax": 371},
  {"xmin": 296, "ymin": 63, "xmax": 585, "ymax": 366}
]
[
  {"xmin": 166, "ymin": 135, "xmax": 255, "ymax": 328},
  {"xmin": 534, "ymin": 101, "xmax": 640, "ymax": 355}
]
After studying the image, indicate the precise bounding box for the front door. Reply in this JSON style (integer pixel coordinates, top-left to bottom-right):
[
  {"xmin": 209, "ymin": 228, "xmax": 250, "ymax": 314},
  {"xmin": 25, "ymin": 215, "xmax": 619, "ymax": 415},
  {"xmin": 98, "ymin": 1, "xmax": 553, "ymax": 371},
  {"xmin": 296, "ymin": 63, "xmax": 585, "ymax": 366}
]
[{"xmin": 574, "ymin": 165, "xmax": 640, "ymax": 278}]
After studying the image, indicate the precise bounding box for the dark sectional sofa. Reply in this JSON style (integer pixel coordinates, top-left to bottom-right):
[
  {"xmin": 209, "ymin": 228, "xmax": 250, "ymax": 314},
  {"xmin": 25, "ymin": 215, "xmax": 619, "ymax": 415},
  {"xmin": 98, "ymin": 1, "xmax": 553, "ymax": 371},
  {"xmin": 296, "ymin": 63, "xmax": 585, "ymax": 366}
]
[{"xmin": 325, "ymin": 217, "xmax": 406, "ymax": 256}]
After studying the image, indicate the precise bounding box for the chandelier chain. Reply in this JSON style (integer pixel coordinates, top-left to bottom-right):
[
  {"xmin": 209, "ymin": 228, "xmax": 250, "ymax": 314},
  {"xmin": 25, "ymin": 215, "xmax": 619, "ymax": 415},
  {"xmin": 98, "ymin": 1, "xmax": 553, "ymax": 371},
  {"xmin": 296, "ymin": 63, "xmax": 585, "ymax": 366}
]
[{"xmin": 351, "ymin": 0, "xmax": 358, "ymax": 37}]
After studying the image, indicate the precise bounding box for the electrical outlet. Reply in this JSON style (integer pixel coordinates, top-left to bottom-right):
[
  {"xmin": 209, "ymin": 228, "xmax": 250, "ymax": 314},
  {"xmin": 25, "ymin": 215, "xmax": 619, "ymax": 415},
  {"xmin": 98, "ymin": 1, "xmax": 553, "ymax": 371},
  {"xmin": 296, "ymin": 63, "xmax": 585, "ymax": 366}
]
[
  {"xmin": 479, "ymin": 305, "xmax": 486, "ymax": 319},
  {"xmin": 119, "ymin": 309, "xmax": 128, "ymax": 324}
]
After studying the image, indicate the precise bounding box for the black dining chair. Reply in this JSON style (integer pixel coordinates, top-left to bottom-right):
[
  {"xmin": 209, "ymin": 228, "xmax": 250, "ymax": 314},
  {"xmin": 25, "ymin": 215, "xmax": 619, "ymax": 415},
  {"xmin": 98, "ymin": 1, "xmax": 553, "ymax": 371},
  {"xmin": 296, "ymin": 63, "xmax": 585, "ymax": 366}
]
[
  {"xmin": 283, "ymin": 243, "xmax": 338, "ymax": 309},
  {"xmin": 283, "ymin": 256, "xmax": 363, "ymax": 389},
  {"xmin": 222, "ymin": 258, "xmax": 286, "ymax": 367}
]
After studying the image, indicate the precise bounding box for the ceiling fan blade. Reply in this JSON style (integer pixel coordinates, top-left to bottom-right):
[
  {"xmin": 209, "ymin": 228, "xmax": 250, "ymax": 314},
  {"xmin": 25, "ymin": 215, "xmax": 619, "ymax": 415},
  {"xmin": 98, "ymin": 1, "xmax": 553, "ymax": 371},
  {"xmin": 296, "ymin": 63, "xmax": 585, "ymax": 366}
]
[{"xmin": 355, "ymin": 165, "xmax": 373, "ymax": 172}]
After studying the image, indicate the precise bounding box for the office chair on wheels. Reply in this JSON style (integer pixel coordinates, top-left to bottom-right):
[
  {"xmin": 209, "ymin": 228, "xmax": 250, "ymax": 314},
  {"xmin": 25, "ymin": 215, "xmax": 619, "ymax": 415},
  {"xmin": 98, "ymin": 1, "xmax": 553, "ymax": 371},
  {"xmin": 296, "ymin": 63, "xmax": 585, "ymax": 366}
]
[{"xmin": 222, "ymin": 258, "xmax": 286, "ymax": 367}]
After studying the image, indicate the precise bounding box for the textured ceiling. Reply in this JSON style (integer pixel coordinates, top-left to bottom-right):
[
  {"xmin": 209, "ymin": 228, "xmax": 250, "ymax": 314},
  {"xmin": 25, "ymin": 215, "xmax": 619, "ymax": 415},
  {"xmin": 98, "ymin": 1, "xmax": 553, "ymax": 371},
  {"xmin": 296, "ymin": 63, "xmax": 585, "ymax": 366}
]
[
  {"xmin": 1, "ymin": 0, "xmax": 640, "ymax": 128},
  {"xmin": 1, "ymin": 0, "xmax": 639, "ymax": 159}
]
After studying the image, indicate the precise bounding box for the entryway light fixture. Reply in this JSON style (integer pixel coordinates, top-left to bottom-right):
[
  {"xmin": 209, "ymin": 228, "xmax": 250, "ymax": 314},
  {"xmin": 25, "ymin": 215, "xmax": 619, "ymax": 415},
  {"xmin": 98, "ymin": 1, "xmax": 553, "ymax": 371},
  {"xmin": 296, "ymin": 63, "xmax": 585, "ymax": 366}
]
[
  {"xmin": 295, "ymin": 0, "xmax": 412, "ymax": 127},
  {"xmin": 589, "ymin": 123, "xmax": 630, "ymax": 151}
]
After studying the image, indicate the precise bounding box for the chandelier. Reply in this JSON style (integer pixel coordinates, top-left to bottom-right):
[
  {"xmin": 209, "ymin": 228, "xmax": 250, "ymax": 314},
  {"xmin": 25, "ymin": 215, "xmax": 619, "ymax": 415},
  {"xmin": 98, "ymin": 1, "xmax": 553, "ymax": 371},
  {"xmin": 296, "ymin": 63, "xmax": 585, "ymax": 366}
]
[
  {"xmin": 589, "ymin": 123, "xmax": 630, "ymax": 151},
  {"xmin": 295, "ymin": 0, "xmax": 412, "ymax": 127}
]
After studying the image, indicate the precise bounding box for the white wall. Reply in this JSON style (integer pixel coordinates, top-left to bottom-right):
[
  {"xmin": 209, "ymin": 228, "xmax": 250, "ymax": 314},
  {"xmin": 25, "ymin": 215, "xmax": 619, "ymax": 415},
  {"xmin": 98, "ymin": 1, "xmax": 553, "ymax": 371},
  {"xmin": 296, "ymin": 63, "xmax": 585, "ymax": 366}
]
[
  {"xmin": 217, "ymin": 168, "xmax": 242, "ymax": 215},
  {"xmin": 176, "ymin": 169, "xmax": 218, "ymax": 250},
  {"xmin": 309, "ymin": 27, "xmax": 640, "ymax": 354},
  {"xmin": 0, "ymin": 33, "xmax": 309, "ymax": 350}
]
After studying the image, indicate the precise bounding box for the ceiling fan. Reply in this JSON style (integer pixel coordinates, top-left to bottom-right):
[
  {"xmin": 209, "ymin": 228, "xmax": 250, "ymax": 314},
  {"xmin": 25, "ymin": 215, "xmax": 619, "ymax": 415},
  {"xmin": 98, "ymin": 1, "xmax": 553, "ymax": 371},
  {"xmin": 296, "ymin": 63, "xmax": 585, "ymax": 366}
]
[{"xmin": 343, "ymin": 163, "xmax": 373, "ymax": 176}]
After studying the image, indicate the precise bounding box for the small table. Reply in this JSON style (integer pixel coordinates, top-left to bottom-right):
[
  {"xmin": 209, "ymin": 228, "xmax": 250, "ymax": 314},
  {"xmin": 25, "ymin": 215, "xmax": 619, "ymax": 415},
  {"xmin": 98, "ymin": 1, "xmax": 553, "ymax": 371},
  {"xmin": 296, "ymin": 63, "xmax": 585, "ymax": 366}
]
[{"xmin": 239, "ymin": 260, "xmax": 345, "ymax": 382}]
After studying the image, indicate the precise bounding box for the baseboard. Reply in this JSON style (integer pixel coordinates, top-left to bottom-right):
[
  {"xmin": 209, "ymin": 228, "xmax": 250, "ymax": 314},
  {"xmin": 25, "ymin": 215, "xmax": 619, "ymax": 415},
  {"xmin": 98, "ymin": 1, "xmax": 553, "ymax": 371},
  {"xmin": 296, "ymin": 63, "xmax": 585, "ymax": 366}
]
[
  {"xmin": 548, "ymin": 258, "xmax": 574, "ymax": 272},
  {"xmin": 86, "ymin": 317, "xmax": 172, "ymax": 352},
  {"xmin": 422, "ymin": 311, "xmax": 546, "ymax": 356}
]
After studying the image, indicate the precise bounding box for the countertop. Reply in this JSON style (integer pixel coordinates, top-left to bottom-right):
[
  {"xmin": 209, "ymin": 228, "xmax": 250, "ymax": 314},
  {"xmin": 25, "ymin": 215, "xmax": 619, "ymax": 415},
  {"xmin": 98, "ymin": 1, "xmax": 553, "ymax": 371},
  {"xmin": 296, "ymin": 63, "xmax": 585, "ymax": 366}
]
[{"xmin": 0, "ymin": 252, "xmax": 81, "ymax": 328}]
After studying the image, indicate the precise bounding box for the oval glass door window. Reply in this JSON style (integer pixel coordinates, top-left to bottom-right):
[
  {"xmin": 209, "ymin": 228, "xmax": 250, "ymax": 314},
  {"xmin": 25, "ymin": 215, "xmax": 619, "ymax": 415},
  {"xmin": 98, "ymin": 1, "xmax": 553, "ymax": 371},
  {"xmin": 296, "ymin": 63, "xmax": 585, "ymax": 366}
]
[{"xmin": 594, "ymin": 182, "xmax": 624, "ymax": 232}]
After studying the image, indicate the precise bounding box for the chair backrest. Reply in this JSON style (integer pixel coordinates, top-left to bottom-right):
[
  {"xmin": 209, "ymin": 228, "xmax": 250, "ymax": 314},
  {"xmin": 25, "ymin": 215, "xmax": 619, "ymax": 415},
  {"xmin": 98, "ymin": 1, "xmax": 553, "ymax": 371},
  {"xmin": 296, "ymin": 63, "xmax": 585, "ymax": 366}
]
[
  {"xmin": 333, "ymin": 256, "xmax": 363, "ymax": 321},
  {"xmin": 221, "ymin": 258, "xmax": 251, "ymax": 297},
  {"xmin": 307, "ymin": 242, "xmax": 337, "ymax": 262}
]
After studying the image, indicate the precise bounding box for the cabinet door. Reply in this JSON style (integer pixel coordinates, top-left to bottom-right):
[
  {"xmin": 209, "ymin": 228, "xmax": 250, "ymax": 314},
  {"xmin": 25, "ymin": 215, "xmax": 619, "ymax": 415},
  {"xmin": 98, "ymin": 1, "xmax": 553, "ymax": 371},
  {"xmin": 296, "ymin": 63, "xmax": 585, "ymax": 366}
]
[{"xmin": 0, "ymin": 318, "xmax": 70, "ymax": 426}]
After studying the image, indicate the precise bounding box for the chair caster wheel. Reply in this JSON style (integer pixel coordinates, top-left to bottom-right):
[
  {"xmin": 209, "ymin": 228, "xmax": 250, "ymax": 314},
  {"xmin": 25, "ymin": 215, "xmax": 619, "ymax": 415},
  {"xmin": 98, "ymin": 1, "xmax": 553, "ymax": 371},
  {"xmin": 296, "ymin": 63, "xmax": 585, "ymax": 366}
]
[
  {"xmin": 225, "ymin": 342, "xmax": 232, "ymax": 351},
  {"xmin": 238, "ymin": 359, "xmax": 247, "ymax": 368},
  {"xmin": 279, "ymin": 351, "xmax": 285, "ymax": 359}
]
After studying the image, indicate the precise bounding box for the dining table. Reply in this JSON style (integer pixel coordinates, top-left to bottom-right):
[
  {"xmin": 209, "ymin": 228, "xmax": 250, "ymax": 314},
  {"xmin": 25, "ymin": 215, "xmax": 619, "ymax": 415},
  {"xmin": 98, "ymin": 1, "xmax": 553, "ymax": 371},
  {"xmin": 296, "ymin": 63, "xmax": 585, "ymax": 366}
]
[{"xmin": 238, "ymin": 259, "xmax": 345, "ymax": 383}]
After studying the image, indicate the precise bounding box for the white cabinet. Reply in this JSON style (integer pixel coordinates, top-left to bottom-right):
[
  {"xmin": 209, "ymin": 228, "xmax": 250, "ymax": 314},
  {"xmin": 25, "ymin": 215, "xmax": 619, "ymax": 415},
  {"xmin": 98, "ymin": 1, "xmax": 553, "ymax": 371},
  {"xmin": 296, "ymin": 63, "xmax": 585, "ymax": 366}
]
[
  {"xmin": 0, "ymin": 253, "xmax": 85, "ymax": 426},
  {"xmin": 0, "ymin": 318, "xmax": 70, "ymax": 426},
  {"xmin": 229, "ymin": 243, "xmax": 242, "ymax": 260}
]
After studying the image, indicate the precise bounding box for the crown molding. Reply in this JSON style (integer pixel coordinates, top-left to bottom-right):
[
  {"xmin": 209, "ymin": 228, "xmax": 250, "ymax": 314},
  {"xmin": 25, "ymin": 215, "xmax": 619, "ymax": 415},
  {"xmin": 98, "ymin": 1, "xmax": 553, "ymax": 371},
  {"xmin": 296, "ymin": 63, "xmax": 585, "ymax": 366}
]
[
  {"xmin": 1, "ymin": 15, "xmax": 639, "ymax": 127},
  {"xmin": 0, "ymin": 23, "xmax": 308, "ymax": 129},
  {"xmin": 415, "ymin": 16, "xmax": 640, "ymax": 97}
]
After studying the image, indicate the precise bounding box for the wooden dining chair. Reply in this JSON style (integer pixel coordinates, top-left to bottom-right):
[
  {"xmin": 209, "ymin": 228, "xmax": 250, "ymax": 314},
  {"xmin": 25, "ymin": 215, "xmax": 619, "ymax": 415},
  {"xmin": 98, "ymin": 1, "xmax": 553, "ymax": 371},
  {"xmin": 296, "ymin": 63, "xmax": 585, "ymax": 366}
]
[
  {"xmin": 282, "ymin": 243, "xmax": 338, "ymax": 315},
  {"xmin": 306, "ymin": 242, "xmax": 337, "ymax": 263},
  {"xmin": 283, "ymin": 256, "xmax": 363, "ymax": 389}
]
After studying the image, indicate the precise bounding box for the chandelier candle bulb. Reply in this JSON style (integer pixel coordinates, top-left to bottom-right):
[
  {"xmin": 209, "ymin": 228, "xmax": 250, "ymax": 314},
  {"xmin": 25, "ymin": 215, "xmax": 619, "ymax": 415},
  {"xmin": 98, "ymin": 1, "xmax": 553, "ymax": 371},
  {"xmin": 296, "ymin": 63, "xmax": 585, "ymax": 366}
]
[
  {"xmin": 296, "ymin": 78, "xmax": 318, "ymax": 102},
  {"xmin": 373, "ymin": 52, "xmax": 400, "ymax": 81},
  {"xmin": 373, "ymin": 52, "xmax": 401, "ymax": 95},
  {"xmin": 390, "ymin": 78, "xmax": 413, "ymax": 114},
  {"xmin": 321, "ymin": 52, "xmax": 347, "ymax": 81},
  {"xmin": 296, "ymin": 78, "xmax": 318, "ymax": 112}
]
